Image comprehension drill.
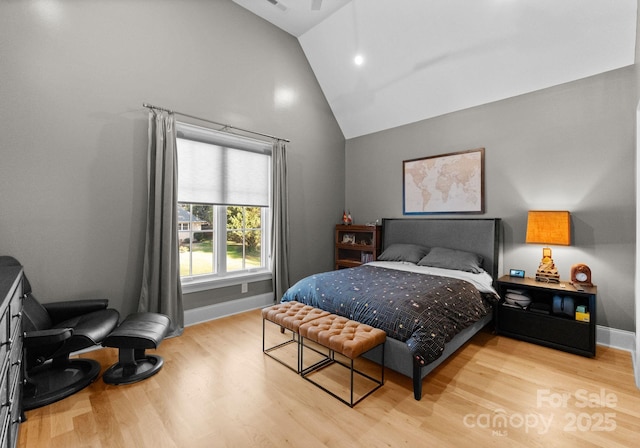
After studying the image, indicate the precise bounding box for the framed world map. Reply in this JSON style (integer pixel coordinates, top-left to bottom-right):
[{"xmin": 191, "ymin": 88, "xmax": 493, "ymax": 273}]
[{"xmin": 403, "ymin": 148, "xmax": 484, "ymax": 214}]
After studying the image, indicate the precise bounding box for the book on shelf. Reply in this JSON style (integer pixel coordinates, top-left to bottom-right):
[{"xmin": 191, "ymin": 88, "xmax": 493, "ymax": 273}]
[{"xmin": 361, "ymin": 253, "xmax": 374, "ymax": 263}]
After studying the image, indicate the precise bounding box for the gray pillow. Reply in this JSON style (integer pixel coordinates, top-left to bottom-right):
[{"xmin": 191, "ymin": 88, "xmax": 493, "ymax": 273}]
[
  {"xmin": 378, "ymin": 244, "xmax": 430, "ymax": 264},
  {"xmin": 417, "ymin": 247, "xmax": 484, "ymax": 273}
]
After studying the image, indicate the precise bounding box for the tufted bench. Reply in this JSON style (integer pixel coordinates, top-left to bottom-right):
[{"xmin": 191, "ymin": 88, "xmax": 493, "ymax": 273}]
[
  {"xmin": 299, "ymin": 314, "xmax": 386, "ymax": 407},
  {"xmin": 262, "ymin": 301, "xmax": 330, "ymax": 372},
  {"xmin": 102, "ymin": 312, "xmax": 171, "ymax": 385}
]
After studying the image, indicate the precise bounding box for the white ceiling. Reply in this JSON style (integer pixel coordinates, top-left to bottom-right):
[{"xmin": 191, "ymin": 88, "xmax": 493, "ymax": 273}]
[
  {"xmin": 234, "ymin": 0, "xmax": 637, "ymax": 139},
  {"xmin": 232, "ymin": 0, "xmax": 351, "ymax": 36}
]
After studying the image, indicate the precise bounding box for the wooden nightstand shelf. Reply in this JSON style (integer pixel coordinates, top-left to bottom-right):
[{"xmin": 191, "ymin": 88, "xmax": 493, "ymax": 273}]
[
  {"xmin": 495, "ymin": 275, "xmax": 596, "ymax": 357},
  {"xmin": 335, "ymin": 225, "xmax": 381, "ymax": 269}
]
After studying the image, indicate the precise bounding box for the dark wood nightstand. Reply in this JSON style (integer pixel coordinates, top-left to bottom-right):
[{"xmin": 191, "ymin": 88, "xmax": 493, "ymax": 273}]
[{"xmin": 495, "ymin": 275, "xmax": 596, "ymax": 357}]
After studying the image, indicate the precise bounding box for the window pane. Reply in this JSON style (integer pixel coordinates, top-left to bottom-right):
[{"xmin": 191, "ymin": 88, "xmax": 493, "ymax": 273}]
[
  {"xmin": 227, "ymin": 230, "xmax": 244, "ymax": 272},
  {"xmin": 226, "ymin": 206, "xmax": 244, "ymax": 273},
  {"xmin": 179, "ymin": 203, "xmax": 214, "ymax": 277},
  {"xmin": 179, "ymin": 243, "xmax": 192, "ymax": 277},
  {"xmin": 227, "ymin": 206, "xmax": 243, "ymax": 229},
  {"xmin": 178, "ymin": 203, "xmax": 193, "ymax": 276},
  {"xmin": 246, "ymin": 230, "xmax": 261, "ymax": 268},
  {"xmin": 245, "ymin": 207, "xmax": 261, "ymax": 230},
  {"xmin": 191, "ymin": 231, "xmax": 214, "ymax": 275},
  {"xmin": 192, "ymin": 204, "xmax": 214, "ymax": 226}
]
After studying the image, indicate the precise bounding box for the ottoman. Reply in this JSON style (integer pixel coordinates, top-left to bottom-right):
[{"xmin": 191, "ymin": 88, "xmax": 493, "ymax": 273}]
[{"xmin": 102, "ymin": 312, "xmax": 171, "ymax": 385}]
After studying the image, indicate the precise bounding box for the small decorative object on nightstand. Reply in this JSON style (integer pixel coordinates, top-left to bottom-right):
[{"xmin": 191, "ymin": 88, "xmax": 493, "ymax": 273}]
[
  {"xmin": 526, "ymin": 210, "xmax": 571, "ymax": 283},
  {"xmin": 495, "ymin": 275, "xmax": 596, "ymax": 357},
  {"xmin": 570, "ymin": 263, "xmax": 592, "ymax": 287},
  {"xmin": 335, "ymin": 224, "xmax": 381, "ymax": 269}
]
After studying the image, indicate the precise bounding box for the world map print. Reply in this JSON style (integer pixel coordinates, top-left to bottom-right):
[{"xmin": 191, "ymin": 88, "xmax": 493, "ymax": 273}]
[{"xmin": 404, "ymin": 148, "xmax": 483, "ymax": 214}]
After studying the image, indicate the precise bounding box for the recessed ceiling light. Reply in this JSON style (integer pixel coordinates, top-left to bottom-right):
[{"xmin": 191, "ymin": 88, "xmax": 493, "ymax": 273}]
[{"xmin": 354, "ymin": 54, "xmax": 364, "ymax": 66}]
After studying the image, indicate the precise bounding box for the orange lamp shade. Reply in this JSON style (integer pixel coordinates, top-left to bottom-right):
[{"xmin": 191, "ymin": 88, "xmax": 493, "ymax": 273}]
[{"xmin": 525, "ymin": 211, "xmax": 571, "ymax": 246}]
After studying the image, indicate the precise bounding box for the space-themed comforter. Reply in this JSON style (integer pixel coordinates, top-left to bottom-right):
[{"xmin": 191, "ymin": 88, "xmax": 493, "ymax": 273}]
[{"xmin": 281, "ymin": 263, "xmax": 497, "ymax": 365}]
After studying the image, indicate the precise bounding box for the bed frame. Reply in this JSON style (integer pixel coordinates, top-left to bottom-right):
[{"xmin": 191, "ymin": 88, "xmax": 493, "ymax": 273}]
[{"xmin": 364, "ymin": 218, "xmax": 501, "ymax": 400}]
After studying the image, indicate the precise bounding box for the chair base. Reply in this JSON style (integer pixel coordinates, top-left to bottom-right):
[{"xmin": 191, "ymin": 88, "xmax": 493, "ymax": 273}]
[
  {"xmin": 102, "ymin": 354, "xmax": 164, "ymax": 385},
  {"xmin": 22, "ymin": 358, "xmax": 101, "ymax": 411}
]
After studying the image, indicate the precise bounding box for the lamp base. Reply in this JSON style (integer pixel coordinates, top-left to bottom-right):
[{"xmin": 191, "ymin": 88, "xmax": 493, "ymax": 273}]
[
  {"xmin": 534, "ymin": 247, "xmax": 561, "ymax": 283},
  {"xmin": 535, "ymin": 271, "xmax": 560, "ymax": 283}
]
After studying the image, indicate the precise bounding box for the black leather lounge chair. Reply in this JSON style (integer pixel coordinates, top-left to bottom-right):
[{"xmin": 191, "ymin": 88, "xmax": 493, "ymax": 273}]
[{"xmin": 0, "ymin": 256, "xmax": 120, "ymax": 411}]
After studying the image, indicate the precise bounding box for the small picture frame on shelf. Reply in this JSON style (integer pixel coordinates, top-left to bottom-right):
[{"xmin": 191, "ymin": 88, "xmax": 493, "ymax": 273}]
[{"xmin": 342, "ymin": 233, "xmax": 356, "ymax": 244}]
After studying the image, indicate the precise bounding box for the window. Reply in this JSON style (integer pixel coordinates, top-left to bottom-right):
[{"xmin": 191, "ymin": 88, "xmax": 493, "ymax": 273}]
[
  {"xmin": 178, "ymin": 203, "xmax": 268, "ymax": 277},
  {"xmin": 176, "ymin": 122, "xmax": 271, "ymax": 288}
]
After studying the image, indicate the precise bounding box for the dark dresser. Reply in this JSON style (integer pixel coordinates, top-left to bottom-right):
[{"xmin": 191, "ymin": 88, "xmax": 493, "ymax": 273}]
[{"xmin": 0, "ymin": 265, "xmax": 23, "ymax": 448}]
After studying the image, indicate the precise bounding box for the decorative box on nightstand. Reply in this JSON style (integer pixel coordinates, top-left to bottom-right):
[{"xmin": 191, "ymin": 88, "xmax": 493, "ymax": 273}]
[{"xmin": 495, "ymin": 275, "xmax": 596, "ymax": 357}]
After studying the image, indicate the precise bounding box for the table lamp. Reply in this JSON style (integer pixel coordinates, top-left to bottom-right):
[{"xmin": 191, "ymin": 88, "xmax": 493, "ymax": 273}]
[{"xmin": 525, "ymin": 211, "xmax": 570, "ymax": 283}]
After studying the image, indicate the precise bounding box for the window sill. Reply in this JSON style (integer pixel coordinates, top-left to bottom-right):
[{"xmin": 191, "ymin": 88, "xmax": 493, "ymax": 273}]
[{"xmin": 181, "ymin": 270, "xmax": 272, "ymax": 294}]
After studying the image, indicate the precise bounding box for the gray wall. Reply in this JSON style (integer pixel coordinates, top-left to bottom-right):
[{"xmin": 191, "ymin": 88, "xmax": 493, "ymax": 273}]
[
  {"xmin": 345, "ymin": 66, "xmax": 637, "ymax": 332},
  {"xmin": 0, "ymin": 1, "xmax": 345, "ymax": 315}
]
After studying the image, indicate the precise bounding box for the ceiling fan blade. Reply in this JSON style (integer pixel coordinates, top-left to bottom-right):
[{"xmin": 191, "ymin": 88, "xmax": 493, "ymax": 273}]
[{"xmin": 311, "ymin": 0, "xmax": 322, "ymax": 11}]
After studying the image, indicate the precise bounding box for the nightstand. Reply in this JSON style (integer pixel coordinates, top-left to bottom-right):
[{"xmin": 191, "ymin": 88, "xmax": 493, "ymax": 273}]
[{"xmin": 495, "ymin": 275, "xmax": 596, "ymax": 357}]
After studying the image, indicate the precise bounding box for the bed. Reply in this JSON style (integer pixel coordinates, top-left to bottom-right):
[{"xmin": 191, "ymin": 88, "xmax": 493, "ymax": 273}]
[{"xmin": 281, "ymin": 218, "xmax": 501, "ymax": 400}]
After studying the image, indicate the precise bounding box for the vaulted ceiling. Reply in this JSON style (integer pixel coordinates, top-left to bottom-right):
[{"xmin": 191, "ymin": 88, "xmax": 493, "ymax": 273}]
[{"xmin": 233, "ymin": 0, "xmax": 637, "ymax": 139}]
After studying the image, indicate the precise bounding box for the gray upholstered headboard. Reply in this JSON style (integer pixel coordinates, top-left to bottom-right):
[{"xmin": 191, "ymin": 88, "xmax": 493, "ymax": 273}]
[{"xmin": 381, "ymin": 218, "xmax": 501, "ymax": 279}]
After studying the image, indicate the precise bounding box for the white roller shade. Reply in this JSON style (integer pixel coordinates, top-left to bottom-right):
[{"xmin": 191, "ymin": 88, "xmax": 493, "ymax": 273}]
[{"xmin": 176, "ymin": 122, "xmax": 271, "ymax": 207}]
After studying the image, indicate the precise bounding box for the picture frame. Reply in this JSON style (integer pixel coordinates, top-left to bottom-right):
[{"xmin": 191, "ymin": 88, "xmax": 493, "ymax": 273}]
[{"xmin": 403, "ymin": 148, "xmax": 484, "ymax": 215}]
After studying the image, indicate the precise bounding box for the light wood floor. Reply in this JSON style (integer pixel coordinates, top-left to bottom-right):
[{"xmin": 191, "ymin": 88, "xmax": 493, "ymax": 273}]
[{"xmin": 18, "ymin": 309, "xmax": 640, "ymax": 448}]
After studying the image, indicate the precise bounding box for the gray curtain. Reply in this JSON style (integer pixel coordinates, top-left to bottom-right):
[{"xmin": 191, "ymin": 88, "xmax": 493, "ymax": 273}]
[
  {"xmin": 138, "ymin": 110, "xmax": 184, "ymax": 336},
  {"xmin": 271, "ymin": 140, "xmax": 290, "ymax": 302}
]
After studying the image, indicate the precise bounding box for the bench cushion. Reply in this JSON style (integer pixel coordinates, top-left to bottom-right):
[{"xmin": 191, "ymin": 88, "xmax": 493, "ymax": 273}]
[
  {"xmin": 103, "ymin": 312, "xmax": 170, "ymax": 350},
  {"xmin": 262, "ymin": 301, "xmax": 330, "ymax": 333},
  {"xmin": 299, "ymin": 314, "xmax": 386, "ymax": 359}
]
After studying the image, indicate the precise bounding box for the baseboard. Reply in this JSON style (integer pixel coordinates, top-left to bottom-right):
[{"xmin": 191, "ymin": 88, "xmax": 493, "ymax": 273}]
[
  {"xmin": 184, "ymin": 292, "xmax": 275, "ymax": 326},
  {"xmin": 596, "ymin": 325, "xmax": 635, "ymax": 353}
]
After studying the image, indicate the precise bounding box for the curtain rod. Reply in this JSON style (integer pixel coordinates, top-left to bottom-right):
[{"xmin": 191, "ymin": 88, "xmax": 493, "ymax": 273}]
[{"xmin": 142, "ymin": 103, "xmax": 290, "ymax": 143}]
